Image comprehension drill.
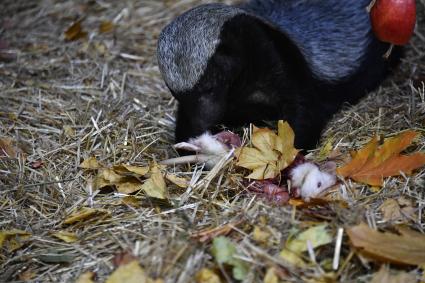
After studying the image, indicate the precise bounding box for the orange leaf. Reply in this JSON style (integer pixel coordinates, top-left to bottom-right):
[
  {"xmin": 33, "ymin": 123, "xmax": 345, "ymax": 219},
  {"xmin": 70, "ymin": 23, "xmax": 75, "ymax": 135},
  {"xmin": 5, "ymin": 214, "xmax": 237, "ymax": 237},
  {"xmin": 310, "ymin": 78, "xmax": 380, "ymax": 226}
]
[
  {"xmin": 347, "ymin": 223, "xmax": 425, "ymax": 266},
  {"xmin": 337, "ymin": 136, "xmax": 378, "ymax": 177},
  {"xmin": 351, "ymin": 153, "xmax": 425, "ymax": 186},
  {"xmin": 337, "ymin": 131, "xmax": 425, "ymax": 186}
]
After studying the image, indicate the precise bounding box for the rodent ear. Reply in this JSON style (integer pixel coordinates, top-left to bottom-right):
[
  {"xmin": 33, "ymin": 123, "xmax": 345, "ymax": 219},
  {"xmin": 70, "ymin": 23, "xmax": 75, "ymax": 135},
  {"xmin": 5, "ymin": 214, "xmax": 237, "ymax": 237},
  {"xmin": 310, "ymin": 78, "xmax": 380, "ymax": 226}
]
[{"xmin": 319, "ymin": 161, "xmax": 337, "ymax": 174}]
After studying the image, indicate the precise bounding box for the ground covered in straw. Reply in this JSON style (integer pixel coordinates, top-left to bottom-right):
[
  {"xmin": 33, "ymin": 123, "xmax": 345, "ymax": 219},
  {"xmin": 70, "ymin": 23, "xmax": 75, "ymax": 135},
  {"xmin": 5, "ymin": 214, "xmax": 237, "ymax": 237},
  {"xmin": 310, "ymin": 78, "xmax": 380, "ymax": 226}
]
[{"xmin": 0, "ymin": 0, "xmax": 424, "ymax": 282}]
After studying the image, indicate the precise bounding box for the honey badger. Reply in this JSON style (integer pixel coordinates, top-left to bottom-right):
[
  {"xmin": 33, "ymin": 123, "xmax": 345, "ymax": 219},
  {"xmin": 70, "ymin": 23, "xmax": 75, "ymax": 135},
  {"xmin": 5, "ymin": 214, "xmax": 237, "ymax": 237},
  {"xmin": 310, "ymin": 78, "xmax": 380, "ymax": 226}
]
[{"xmin": 157, "ymin": 0, "xmax": 400, "ymax": 149}]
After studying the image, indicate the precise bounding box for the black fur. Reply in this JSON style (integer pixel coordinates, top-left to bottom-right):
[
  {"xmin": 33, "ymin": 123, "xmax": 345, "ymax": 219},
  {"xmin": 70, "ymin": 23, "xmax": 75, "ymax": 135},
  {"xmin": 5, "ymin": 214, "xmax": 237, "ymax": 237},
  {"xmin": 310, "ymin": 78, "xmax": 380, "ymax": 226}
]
[{"xmin": 158, "ymin": 2, "xmax": 401, "ymax": 149}]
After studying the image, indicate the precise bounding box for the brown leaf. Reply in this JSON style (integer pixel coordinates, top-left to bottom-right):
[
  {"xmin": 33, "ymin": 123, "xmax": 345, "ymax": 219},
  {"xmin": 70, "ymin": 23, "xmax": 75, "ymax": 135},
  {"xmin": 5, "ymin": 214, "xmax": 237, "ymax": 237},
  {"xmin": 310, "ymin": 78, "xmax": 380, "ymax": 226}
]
[
  {"xmin": 0, "ymin": 137, "xmax": 21, "ymax": 158},
  {"xmin": 191, "ymin": 220, "xmax": 244, "ymax": 243},
  {"xmin": 99, "ymin": 21, "xmax": 114, "ymax": 33},
  {"xmin": 337, "ymin": 131, "xmax": 425, "ymax": 186},
  {"xmin": 63, "ymin": 207, "xmax": 111, "ymax": 225},
  {"xmin": 369, "ymin": 265, "xmax": 416, "ymax": 283},
  {"xmin": 347, "ymin": 222, "xmax": 425, "ymax": 266},
  {"xmin": 113, "ymin": 164, "xmax": 150, "ymax": 176},
  {"xmin": 121, "ymin": 196, "xmax": 141, "ymax": 208},
  {"xmin": 379, "ymin": 198, "xmax": 416, "ymax": 223},
  {"xmin": 80, "ymin": 157, "xmax": 103, "ymax": 170},
  {"xmin": 64, "ymin": 20, "xmax": 87, "ymax": 41},
  {"xmin": 116, "ymin": 177, "xmax": 143, "ymax": 194},
  {"xmin": 18, "ymin": 269, "xmax": 37, "ymax": 282},
  {"xmin": 165, "ymin": 173, "xmax": 190, "ymax": 188},
  {"xmin": 141, "ymin": 164, "xmax": 167, "ymax": 199}
]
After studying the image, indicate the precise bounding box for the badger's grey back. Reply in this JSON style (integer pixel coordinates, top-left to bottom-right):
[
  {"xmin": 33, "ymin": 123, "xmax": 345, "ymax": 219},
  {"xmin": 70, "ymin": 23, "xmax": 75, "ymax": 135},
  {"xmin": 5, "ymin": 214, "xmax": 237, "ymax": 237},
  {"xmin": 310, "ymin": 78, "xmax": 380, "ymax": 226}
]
[
  {"xmin": 241, "ymin": 0, "xmax": 373, "ymax": 81},
  {"xmin": 158, "ymin": 0, "xmax": 375, "ymax": 92},
  {"xmin": 157, "ymin": 4, "xmax": 245, "ymax": 92}
]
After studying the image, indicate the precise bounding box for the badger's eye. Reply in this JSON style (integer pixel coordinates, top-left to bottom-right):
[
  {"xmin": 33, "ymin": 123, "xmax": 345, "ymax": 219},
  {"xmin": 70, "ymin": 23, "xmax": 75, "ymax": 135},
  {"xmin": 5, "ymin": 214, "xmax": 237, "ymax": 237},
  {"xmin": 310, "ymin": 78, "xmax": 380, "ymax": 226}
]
[{"xmin": 317, "ymin": 182, "xmax": 322, "ymax": 188}]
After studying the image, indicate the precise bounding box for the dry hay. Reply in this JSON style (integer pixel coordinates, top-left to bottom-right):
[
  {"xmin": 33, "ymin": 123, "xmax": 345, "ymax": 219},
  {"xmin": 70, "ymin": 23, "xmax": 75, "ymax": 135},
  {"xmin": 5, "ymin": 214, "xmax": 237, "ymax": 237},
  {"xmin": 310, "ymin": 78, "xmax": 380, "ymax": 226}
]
[{"xmin": 0, "ymin": 0, "xmax": 424, "ymax": 282}]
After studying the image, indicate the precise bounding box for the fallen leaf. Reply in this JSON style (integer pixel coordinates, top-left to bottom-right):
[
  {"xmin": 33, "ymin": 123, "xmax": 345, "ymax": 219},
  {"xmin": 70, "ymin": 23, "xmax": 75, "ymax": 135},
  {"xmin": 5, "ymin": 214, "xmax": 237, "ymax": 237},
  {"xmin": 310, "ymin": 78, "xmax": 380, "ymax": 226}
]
[
  {"xmin": 141, "ymin": 165, "xmax": 167, "ymax": 199},
  {"xmin": 63, "ymin": 207, "xmax": 111, "ymax": 225},
  {"xmin": 316, "ymin": 138, "xmax": 334, "ymax": 162},
  {"xmin": 101, "ymin": 168, "xmax": 125, "ymax": 184},
  {"xmin": 192, "ymin": 220, "xmax": 244, "ymax": 243},
  {"xmin": 379, "ymin": 198, "xmax": 416, "ymax": 223},
  {"xmin": 195, "ymin": 268, "xmax": 222, "ymax": 283},
  {"xmin": 236, "ymin": 121, "xmax": 298, "ymax": 180},
  {"xmin": 75, "ymin": 272, "xmax": 95, "ymax": 283},
  {"xmin": 370, "ymin": 265, "xmax": 416, "ymax": 283},
  {"xmin": 379, "ymin": 199, "xmax": 402, "ymax": 222},
  {"xmin": 347, "ymin": 222, "xmax": 425, "ymax": 266},
  {"xmin": 105, "ymin": 260, "xmax": 161, "ymax": 283},
  {"xmin": 0, "ymin": 137, "xmax": 19, "ymax": 158},
  {"xmin": 280, "ymin": 224, "xmax": 332, "ymax": 267},
  {"xmin": 303, "ymin": 272, "xmax": 338, "ymax": 283},
  {"xmin": 113, "ymin": 164, "xmax": 150, "ymax": 176},
  {"xmin": 263, "ymin": 268, "xmax": 279, "ymax": 283},
  {"xmin": 63, "ymin": 125, "xmax": 75, "ymax": 138},
  {"xmin": 211, "ymin": 237, "xmax": 249, "ymax": 281},
  {"xmin": 51, "ymin": 231, "xmax": 78, "ymax": 243},
  {"xmin": 121, "ymin": 196, "xmax": 141, "ymax": 208},
  {"xmin": 165, "ymin": 173, "xmax": 190, "ymax": 188},
  {"xmin": 99, "ymin": 21, "xmax": 114, "ymax": 33},
  {"xmin": 80, "ymin": 157, "xmax": 103, "ymax": 170},
  {"xmin": 64, "ymin": 20, "xmax": 87, "ymax": 41},
  {"xmin": 18, "ymin": 269, "xmax": 37, "ymax": 282},
  {"xmin": 337, "ymin": 131, "xmax": 425, "ymax": 186},
  {"xmin": 116, "ymin": 177, "xmax": 143, "ymax": 194},
  {"xmin": 0, "ymin": 229, "xmax": 31, "ymax": 249},
  {"xmin": 253, "ymin": 226, "xmax": 271, "ymax": 244}
]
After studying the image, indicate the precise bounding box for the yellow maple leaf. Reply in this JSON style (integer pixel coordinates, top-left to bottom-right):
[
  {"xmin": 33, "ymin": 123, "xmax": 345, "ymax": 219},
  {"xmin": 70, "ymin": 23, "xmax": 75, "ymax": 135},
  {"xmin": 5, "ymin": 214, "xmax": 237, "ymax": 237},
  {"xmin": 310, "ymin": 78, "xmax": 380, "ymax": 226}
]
[
  {"xmin": 337, "ymin": 131, "xmax": 425, "ymax": 186},
  {"xmin": 236, "ymin": 121, "xmax": 298, "ymax": 180}
]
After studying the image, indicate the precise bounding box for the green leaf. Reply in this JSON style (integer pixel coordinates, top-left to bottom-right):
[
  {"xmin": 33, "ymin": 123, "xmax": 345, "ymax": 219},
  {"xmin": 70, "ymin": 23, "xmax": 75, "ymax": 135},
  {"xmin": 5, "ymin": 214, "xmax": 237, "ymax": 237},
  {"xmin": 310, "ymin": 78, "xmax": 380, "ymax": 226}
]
[
  {"xmin": 211, "ymin": 237, "xmax": 249, "ymax": 281},
  {"xmin": 280, "ymin": 224, "xmax": 332, "ymax": 267}
]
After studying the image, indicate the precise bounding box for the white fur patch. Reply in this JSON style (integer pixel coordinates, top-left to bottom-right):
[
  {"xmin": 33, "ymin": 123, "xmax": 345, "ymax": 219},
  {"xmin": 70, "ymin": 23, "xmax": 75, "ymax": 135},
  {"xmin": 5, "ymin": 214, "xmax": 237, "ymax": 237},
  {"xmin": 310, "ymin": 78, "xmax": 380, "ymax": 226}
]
[
  {"xmin": 290, "ymin": 162, "xmax": 336, "ymax": 200},
  {"xmin": 174, "ymin": 132, "xmax": 230, "ymax": 168}
]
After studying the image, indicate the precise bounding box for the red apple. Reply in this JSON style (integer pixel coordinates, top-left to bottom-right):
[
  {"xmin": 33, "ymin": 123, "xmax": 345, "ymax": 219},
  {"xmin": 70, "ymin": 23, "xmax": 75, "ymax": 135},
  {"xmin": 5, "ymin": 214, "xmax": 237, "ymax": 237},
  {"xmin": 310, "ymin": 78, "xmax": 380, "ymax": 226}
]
[{"xmin": 370, "ymin": 0, "xmax": 416, "ymax": 45}]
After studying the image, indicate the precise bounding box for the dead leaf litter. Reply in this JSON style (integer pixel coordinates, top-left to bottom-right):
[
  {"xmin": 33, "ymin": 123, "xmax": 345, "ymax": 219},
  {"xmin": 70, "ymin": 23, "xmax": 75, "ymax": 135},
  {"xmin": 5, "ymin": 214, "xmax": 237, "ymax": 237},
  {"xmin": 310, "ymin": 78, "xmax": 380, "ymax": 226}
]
[{"xmin": 0, "ymin": 0, "xmax": 424, "ymax": 282}]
